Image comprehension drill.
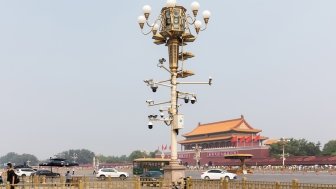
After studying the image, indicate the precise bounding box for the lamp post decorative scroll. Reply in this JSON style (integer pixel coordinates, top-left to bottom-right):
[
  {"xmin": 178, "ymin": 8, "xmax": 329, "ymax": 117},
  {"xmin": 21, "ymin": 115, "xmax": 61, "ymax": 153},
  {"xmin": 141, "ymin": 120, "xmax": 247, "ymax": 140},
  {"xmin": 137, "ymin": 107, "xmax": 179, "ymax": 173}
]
[{"xmin": 138, "ymin": 0, "xmax": 211, "ymax": 184}]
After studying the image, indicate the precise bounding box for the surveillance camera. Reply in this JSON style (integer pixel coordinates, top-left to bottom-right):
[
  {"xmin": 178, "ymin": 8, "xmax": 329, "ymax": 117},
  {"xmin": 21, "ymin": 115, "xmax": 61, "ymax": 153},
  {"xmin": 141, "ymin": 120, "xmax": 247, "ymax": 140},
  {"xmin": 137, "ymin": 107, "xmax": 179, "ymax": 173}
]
[
  {"xmin": 159, "ymin": 58, "xmax": 166, "ymax": 63},
  {"xmin": 184, "ymin": 97, "xmax": 189, "ymax": 103},
  {"xmin": 151, "ymin": 85, "xmax": 158, "ymax": 92},
  {"xmin": 190, "ymin": 96, "xmax": 196, "ymax": 104},
  {"xmin": 146, "ymin": 100, "xmax": 153, "ymax": 104},
  {"xmin": 160, "ymin": 112, "xmax": 164, "ymax": 118},
  {"xmin": 209, "ymin": 76, "xmax": 213, "ymax": 85},
  {"xmin": 148, "ymin": 121, "xmax": 153, "ymax": 129}
]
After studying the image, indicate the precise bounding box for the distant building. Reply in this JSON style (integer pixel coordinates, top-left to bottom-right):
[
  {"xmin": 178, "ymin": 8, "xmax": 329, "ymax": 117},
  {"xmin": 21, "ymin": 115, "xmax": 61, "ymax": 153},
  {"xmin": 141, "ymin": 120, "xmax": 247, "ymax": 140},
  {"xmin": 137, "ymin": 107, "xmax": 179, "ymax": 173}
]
[{"xmin": 158, "ymin": 115, "xmax": 270, "ymax": 166}]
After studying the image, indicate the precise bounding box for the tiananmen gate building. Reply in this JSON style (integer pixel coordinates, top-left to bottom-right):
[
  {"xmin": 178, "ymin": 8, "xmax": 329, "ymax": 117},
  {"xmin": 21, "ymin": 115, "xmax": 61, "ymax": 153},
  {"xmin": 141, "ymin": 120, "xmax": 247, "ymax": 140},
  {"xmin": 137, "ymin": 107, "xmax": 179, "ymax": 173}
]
[
  {"xmin": 156, "ymin": 115, "xmax": 336, "ymax": 166},
  {"xmin": 176, "ymin": 115, "xmax": 269, "ymax": 166}
]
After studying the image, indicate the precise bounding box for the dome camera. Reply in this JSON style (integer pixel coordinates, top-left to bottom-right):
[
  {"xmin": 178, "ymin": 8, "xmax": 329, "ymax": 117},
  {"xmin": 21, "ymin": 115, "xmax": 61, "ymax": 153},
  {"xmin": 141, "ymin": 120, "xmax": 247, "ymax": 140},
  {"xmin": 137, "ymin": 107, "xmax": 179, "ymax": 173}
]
[
  {"xmin": 151, "ymin": 84, "xmax": 158, "ymax": 92},
  {"xmin": 190, "ymin": 96, "xmax": 196, "ymax": 104},
  {"xmin": 159, "ymin": 58, "xmax": 166, "ymax": 64},
  {"xmin": 184, "ymin": 96, "xmax": 189, "ymax": 103},
  {"xmin": 148, "ymin": 121, "xmax": 153, "ymax": 129},
  {"xmin": 160, "ymin": 112, "xmax": 164, "ymax": 118}
]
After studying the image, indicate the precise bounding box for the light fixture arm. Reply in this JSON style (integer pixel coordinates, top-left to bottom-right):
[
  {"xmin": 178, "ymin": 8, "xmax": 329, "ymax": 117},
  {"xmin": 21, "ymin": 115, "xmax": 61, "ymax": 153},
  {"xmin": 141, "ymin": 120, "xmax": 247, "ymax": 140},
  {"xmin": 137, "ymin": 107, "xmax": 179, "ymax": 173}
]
[
  {"xmin": 148, "ymin": 100, "xmax": 172, "ymax": 107},
  {"xmin": 177, "ymin": 81, "xmax": 210, "ymax": 85},
  {"xmin": 157, "ymin": 63, "xmax": 172, "ymax": 74},
  {"xmin": 177, "ymin": 91, "xmax": 195, "ymax": 97},
  {"xmin": 140, "ymin": 16, "xmax": 162, "ymax": 36},
  {"xmin": 148, "ymin": 116, "xmax": 173, "ymax": 126},
  {"xmin": 186, "ymin": 15, "xmax": 197, "ymax": 25}
]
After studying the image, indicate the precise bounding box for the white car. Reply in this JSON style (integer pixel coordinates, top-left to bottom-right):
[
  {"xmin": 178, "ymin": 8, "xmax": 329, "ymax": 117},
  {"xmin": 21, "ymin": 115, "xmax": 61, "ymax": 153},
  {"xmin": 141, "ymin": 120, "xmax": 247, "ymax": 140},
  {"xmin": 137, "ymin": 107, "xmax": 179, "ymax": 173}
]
[
  {"xmin": 96, "ymin": 168, "xmax": 129, "ymax": 180},
  {"xmin": 201, "ymin": 169, "xmax": 237, "ymax": 180},
  {"xmin": 15, "ymin": 168, "xmax": 36, "ymax": 177}
]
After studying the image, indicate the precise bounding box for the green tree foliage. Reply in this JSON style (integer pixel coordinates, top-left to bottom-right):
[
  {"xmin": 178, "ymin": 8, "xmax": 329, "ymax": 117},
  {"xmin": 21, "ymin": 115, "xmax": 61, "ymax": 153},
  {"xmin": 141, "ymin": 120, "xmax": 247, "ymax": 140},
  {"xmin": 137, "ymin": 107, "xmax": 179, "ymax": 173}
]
[
  {"xmin": 96, "ymin": 150, "xmax": 160, "ymax": 163},
  {"xmin": 322, "ymin": 140, "xmax": 336, "ymax": 155},
  {"xmin": 128, "ymin": 150, "xmax": 150, "ymax": 161},
  {"xmin": 96, "ymin": 154, "xmax": 129, "ymax": 163},
  {"xmin": 149, "ymin": 150, "xmax": 160, "ymax": 158},
  {"xmin": 269, "ymin": 138, "xmax": 321, "ymax": 157},
  {"xmin": 0, "ymin": 152, "xmax": 39, "ymax": 166},
  {"xmin": 56, "ymin": 149, "xmax": 95, "ymax": 164}
]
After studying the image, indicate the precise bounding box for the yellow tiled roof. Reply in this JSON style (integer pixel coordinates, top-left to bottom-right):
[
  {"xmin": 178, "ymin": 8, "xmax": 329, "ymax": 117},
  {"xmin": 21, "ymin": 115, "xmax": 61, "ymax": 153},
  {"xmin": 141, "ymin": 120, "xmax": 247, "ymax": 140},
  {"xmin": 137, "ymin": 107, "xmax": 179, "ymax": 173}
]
[
  {"xmin": 264, "ymin": 139, "xmax": 278, "ymax": 145},
  {"xmin": 183, "ymin": 116, "xmax": 261, "ymax": 137}
]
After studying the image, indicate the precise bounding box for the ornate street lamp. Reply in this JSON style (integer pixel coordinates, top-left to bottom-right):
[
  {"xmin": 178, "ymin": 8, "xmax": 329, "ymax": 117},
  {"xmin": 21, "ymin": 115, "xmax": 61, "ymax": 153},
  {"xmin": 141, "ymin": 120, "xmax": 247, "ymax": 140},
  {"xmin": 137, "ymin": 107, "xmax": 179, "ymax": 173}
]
[
  {"xmin": 192, "ymin": 144, "xmax": 202, "ymax": 169},
  {"xmin": 138, "ymin": 0, "xmax": 211, "ymax": 184},
  {"xmin": 279, "ymin": 137, "xmax": 290, "ymax": 168}
]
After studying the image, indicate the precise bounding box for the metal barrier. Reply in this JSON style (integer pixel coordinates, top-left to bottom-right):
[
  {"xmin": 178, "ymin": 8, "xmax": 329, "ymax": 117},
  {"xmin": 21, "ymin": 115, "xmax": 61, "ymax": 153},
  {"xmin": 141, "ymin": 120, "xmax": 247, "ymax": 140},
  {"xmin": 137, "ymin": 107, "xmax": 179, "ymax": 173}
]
[{"xmin": 1, "ymin": 176, "xmax": 336, "ymax": 189}]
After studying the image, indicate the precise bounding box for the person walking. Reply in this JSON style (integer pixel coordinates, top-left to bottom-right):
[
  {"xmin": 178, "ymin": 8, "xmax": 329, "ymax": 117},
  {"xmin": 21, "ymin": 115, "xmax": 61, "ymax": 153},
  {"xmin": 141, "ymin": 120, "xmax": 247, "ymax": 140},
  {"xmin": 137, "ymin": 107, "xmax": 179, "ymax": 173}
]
[
  {"xmin": 6, "ymin": 163, "xmax": 16, "ymax": 189},
  {"xmin": 65, "ymin": 171, "xmax": 72, "ymax": 186}
]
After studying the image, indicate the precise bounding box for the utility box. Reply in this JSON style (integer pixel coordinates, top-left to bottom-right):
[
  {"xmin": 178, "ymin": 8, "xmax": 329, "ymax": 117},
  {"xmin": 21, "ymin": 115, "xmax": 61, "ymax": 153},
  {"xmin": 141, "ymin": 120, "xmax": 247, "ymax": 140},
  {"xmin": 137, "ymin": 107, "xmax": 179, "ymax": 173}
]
[{"xmin": 173, "ymin": 114, "xmax": 184, "ymax": 129}]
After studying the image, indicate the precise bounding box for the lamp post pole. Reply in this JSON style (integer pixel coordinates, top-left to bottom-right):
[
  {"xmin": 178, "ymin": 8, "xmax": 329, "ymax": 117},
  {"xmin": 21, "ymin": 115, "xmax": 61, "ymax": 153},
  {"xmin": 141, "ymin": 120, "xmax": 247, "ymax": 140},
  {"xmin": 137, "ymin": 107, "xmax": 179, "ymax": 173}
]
[
  {"xmin": 280, "ymin": 137, "xmax": 288, "ymax": 168},
  {"xmin": 138, "ymin": 0, "xmax": 211, "ymax": 184},
  {"xmin": 193, "ymin": 144, "xmax": 202, "ymax": 169},
  {"xmin": 282, "ymin": 142, "xmax": 285, "ymax": 167},
  {"xmin": 169, "ymin": 39, "xmax": 178, "ymax": 162}
]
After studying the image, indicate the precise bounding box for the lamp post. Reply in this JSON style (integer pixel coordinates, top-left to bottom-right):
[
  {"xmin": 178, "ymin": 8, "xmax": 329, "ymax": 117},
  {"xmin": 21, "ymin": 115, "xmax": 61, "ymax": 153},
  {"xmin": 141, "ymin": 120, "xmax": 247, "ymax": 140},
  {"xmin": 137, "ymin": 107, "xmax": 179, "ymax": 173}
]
[
  {"xmin": 138, "ymin": 0, "xmax": 211, "ymax": 184},
  {"xmin": 72, "ymin": 153, "xmax": 78, "ymax": 163},
  {"xmin": 192, "ymin": 144, "xmax": 202, "ymax": 169},
  {"xmin": 279, "ymin": 137, "xmax": 289, "ymax": 168}
]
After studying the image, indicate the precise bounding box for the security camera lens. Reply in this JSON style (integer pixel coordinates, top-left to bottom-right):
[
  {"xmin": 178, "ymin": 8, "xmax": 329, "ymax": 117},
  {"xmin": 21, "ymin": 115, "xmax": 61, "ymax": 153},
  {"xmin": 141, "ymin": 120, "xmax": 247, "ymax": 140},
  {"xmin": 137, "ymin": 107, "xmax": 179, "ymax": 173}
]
[
  {"xmin": 148, "ymin": 125, "xmax": 153, "ymax": 129},
  {"xmin": 152, "ymin": 87, "xmax": 158, "ymax": 92},
  {"xmin": 191, "ymin": 100, "xmax": 196, "ymax": 104},
  {"xmin": 184, "ymin": 98, "xmax": 189, "ymax": 103}
]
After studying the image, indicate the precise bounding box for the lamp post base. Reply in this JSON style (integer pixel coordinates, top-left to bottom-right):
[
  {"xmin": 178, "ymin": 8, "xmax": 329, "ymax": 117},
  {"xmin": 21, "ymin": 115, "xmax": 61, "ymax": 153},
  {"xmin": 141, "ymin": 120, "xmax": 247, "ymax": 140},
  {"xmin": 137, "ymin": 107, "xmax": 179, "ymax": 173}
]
[{"xmin": 163, "ymin": 160, "xmax": 186, "ymax": 185}]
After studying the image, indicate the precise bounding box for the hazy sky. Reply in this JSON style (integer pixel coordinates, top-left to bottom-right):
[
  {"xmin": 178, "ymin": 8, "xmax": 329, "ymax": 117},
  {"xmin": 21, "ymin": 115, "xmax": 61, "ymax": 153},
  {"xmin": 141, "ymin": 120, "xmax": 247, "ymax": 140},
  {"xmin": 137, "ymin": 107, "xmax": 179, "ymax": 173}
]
[{"xmin": 0, "ymin": 0, "xmax": 335, "ymax": 160}]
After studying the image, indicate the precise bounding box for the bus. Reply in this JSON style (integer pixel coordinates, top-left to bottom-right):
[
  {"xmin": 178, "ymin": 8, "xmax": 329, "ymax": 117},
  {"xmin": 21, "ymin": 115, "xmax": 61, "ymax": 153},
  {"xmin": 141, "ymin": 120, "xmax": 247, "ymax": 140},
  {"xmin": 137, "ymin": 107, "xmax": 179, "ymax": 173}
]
[{"xmin": 133, "ymin": 158, "xmax": 170, "ymax": 175}]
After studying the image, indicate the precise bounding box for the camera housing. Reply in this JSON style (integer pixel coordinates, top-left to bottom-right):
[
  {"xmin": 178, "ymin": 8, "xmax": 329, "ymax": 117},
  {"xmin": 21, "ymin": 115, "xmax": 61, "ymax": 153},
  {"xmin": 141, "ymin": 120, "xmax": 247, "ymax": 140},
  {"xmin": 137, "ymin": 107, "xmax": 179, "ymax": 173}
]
[
  {"xmin": 159, "ymin": 58, "xmax": 166, "ymax": 64},
  {"xmin": 148, "ymin": 121, "xmax": 153, "ymax": 129},
  {"xmin": 190, "ymin": 96, "xmax": 196, "ymax": 104},
  {"xmin": 151, "ymin": 85, "xmax": 158, "ymax": 92}
]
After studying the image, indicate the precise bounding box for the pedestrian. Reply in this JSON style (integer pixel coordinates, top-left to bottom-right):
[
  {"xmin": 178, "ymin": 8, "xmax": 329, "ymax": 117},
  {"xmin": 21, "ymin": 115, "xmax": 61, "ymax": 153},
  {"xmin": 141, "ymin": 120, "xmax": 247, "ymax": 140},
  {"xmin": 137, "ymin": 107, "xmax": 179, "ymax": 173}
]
[
  {"xmin": 72, "ymin": 168, "xmax": 75, "ymax": 175},
  {"xmin": 65, "ymin": 171, "xmax": 71, "ymax": 186},
  {"xmin": 93, "ymin": 169, "xmax": 96, "ymax": 175},
  {"xmin": 6, "ymin": 163, "xmax": 16, "ymax": 189}
]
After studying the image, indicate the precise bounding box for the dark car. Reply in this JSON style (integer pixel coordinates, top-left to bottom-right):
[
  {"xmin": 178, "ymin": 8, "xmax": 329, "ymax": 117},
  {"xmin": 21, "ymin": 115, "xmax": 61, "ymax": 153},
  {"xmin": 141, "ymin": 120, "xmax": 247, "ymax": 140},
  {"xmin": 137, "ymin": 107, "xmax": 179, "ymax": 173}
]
[
  {"xmin": 140, "ymin": 171, "xmax": 163, "ymax": 187},
  {"xmin": 140, "ymin": 171, "xmax": 163, "ymax": 180},
  {"xmin": 39, "ymin": 158, "xmax": 79, "ymax": 167},
  {"xmin": 31, "ymin": 170, "xmax": 60, "ymax": 177}
]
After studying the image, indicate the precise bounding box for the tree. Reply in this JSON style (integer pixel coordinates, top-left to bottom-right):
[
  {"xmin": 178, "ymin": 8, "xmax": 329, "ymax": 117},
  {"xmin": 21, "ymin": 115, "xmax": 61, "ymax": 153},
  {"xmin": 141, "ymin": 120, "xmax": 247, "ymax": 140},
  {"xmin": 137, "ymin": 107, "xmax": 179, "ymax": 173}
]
[
  {"xmin": 322, "ymin": 140, "xmax": 336, "ymax": 155},
  {"xmin": 96, "ymin": 154, "xmax": 129, "ymax": 163},
  {"xmin": 149, "ymin": 150, "xmax": 160, "ymax": 158},
  {"xmin": 269, "ymin": 138, "xmax": 321, "ymax": 157},
  {"xmin": 0, "ymin": 152, "xmax": 39, "ymax": 166},
  {"xmin": 56, "ymin": 149, "xmax": 95, "ymax": 164},
  {"xmin": 128, "ymin": 150, "xmax": 149, "ymax": 161}
]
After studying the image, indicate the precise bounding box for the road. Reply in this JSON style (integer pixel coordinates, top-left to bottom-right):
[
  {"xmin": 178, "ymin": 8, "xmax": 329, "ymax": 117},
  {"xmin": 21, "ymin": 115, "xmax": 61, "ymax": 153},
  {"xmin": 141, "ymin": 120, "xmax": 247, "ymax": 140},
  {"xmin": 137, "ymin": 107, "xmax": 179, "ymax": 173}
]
[
  {"xmin": 40, "ymin": 168, "xmax": 336, "ymax": 184},
  {"xmin": 185, "ymin": 170, "xmax": 336, "ymax": 184}
]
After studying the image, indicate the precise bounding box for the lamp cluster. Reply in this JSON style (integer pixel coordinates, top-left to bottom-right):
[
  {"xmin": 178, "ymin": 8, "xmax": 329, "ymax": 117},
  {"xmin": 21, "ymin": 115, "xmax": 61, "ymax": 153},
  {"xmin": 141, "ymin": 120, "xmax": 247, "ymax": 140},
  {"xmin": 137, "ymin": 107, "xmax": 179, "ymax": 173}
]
[{"xmin": 137, "ymin": 0, "xmax": 211, "ymax": 41}]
